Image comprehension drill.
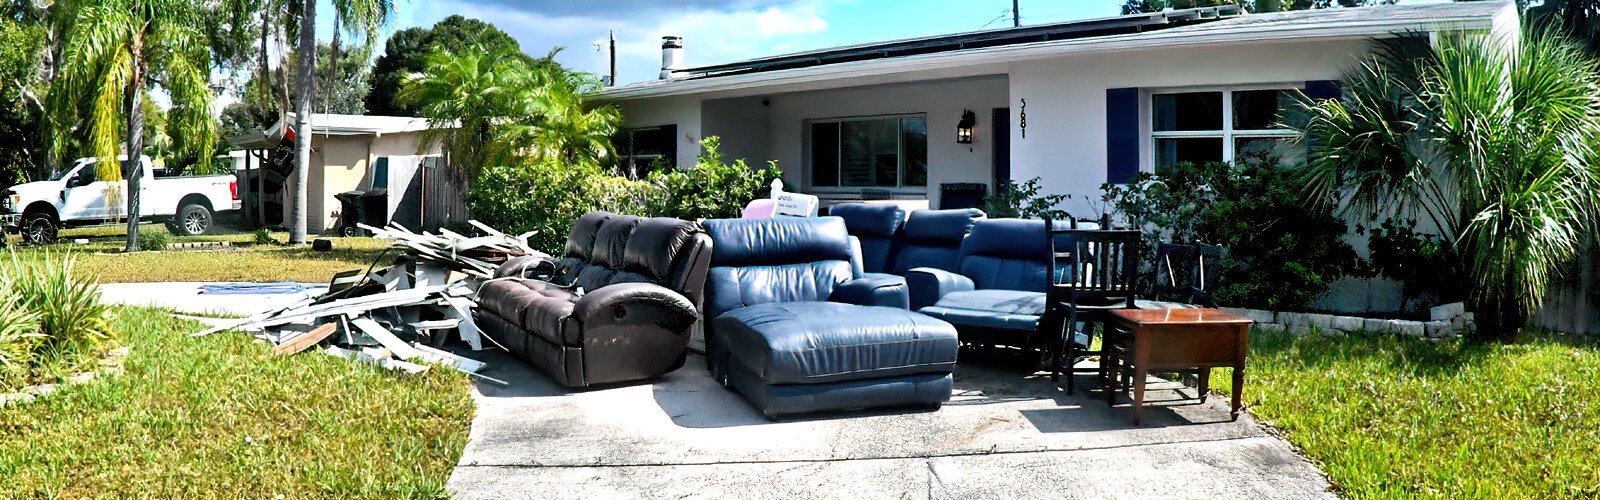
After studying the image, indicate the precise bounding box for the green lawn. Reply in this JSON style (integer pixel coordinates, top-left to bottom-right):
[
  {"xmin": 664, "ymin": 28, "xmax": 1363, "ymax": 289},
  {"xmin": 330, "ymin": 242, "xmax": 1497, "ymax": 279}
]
[
  {"xmin": 10, "ymin": 225, "xmax": 390, "ymax": 283},
  {"xmin": 1214, "ymin": 330, "xmax": 1600, "ymax": 498},
  {"xmin": 0, "ymin": 307, "xmax": 474, "ymax": 498}
]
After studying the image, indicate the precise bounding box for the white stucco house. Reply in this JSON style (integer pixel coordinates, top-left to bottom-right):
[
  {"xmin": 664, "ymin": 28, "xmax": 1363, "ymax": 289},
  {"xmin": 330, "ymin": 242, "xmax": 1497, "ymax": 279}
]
[{"xmin": 595, "ymin": 1, "xmax": 1518, "ymax": 216}]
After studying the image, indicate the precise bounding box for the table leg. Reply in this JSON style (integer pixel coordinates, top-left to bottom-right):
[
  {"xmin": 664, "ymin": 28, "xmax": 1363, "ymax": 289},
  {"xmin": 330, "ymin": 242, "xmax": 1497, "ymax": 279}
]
[
  {"xmin": 1230, "ymin": 366, "xmax": 1243, "ymax": 421},
  {"xmin": 1132, "ymin": 329, "xmax": 1149, "ymax": 426},
  {"xmin": 1198, "ymin": 367, "xmax": 1211, "ymax": 404},
  {"xmin": 1232, "ymin": 324, "xmax": 1249, "ymax": 421}
]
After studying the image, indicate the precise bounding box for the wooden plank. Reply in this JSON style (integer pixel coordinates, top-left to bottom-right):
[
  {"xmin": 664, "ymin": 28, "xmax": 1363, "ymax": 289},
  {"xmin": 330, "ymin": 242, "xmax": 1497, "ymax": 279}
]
[
  {"xmin": 350, "ymin": 318, "xmax": 424, "ymax": 360},
  {"xmin": 272, "ymin": 323, "xmax": 339, "ymax": 356}
]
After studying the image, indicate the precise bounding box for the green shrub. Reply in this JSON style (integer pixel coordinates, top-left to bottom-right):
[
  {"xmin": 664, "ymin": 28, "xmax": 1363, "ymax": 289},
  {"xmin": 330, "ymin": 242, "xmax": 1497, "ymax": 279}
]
[
  {"xmin": 1366, "ymin": 219, "xmax": 1462, "ymax": 313},
  {"xmin": 0, "ymin": 292, "xmax": 43, "ymax": 389},
  {"xmin": 252, "ymin": 228, "xmax": 276, "ymax": 246},
  {"xmin": 5, "ymin": 252, "xmax": 112, "ymax": 356},
  {"xmin": 468, "ymin": 135, "xmax": 779, "ymax": 254},
  {"xmin": 644, "ymin": 136, "xmax": 781, "ymax": 221},
  {"xmin": 468, "ymin": 159, "xmax": 651, "ymax": 254},
  {"xmin": 137, "ymin": 229, "xmax": 169, "ymax": 251},
  {"xmin": 984, "ymin": 177, "xmax": 1068, "ymax": 219},
  {"xmin": 1103, "ymin": 160, "xmax": 1362, "ymax": 310}
]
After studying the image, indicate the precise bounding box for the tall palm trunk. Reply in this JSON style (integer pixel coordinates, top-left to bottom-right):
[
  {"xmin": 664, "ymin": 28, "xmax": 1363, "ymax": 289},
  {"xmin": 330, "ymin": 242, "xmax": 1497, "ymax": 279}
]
[
  {"xmin": 123, "ymin": 40, "xmax": 144, "ymax": 252},
  {"xmin": 290, "ymin": 0, "xmax": 315, "ymax": 244}
]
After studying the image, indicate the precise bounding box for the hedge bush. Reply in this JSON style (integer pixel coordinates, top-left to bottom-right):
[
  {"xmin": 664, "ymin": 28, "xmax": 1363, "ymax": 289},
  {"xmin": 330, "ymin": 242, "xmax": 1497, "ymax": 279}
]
[{"xmin": 469, "ymin": 136, "xmax": 779, "ymax": 254}]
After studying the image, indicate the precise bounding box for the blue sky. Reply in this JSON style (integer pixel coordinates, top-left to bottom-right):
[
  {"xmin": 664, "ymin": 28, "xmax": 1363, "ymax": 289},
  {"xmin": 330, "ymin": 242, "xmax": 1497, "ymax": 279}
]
[{"xmin": 315, "ymin": 0, "xmax": 1132, "ymax": 85}]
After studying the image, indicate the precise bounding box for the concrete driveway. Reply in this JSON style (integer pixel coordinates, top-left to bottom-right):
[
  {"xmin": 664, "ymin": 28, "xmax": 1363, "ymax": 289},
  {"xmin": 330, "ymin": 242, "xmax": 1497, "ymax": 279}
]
[{"xmin": 448, "ymin": 349, "xmax": 1334, "ymax": 499}]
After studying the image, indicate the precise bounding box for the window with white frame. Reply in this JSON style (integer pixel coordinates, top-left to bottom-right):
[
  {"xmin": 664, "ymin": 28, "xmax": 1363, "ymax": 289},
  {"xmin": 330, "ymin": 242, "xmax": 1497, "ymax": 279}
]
[
  {"xmin": 808, "ymin": 115, "xmax": 928, "ymax": 189},
  {"xmin": 1150, "ymin": 88, "xmax": 1300, "ymax": 169}
]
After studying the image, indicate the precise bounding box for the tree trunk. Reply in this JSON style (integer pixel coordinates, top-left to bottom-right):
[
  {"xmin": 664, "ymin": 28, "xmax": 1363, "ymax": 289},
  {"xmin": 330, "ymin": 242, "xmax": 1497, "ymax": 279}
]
[
  {"xmin": 328, "ymin": 10, "xmax": 340, "ymax": 114},
  {"xmin": 124, "ymin": 46, "xmax": 145, "ymax": 252},
  {"xmin": 290, "ymin": 0, "xmax": 315, "ymax": 244}
]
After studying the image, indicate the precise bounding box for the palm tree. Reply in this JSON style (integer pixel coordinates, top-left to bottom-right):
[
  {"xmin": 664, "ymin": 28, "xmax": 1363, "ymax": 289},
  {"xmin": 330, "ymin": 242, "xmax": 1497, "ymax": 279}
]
[
  {"xmin": 1297, "ymin": 28, "xmax": 1600, "ymax": 339},
  {"xmin": 47, "ymin": 0, "xmax": 217, "ymax": 252},
  {"xmin": 398, "ymin": 44, "xmax": 528, "ymax": 184},
  {"xmin": 287, "ymin": 0, "xmax": 389, "ymax": 244},
  {"xmin": 398, "ymin": 45, "xmax": 620, "ymax": 180}
]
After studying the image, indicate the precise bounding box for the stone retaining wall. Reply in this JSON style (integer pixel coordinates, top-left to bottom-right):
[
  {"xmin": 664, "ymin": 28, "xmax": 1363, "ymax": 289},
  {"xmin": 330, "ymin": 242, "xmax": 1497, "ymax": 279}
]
[{"xmin": 1220, "ymin": 302, "xmax": 1474, "ymax": 340}]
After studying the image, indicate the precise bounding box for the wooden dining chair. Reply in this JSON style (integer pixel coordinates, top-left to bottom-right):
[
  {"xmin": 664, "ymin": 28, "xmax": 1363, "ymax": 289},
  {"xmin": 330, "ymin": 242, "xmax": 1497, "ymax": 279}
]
[
  {"xmin": 1044, "ymin": 219, "xmax": 1140, "ymax": 395},
  {"xmin": 1150, "ymin": 242, "xmax": 1223, "ymax": 307}
]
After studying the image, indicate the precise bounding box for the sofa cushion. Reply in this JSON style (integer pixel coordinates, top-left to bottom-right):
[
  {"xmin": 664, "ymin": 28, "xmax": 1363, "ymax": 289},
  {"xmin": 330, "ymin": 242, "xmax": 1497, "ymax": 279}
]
[
  {"xmin": 918, "ymin": 289, "xmax": 1045, "ymax": 331},
  {"xmin": 564, "ymin": 211, "xmax": 614, "ymax": 260},
  {"xmin": 704, "ymin": 217, "xmax": 854, "ymax": 267},
  {"xmin": 713, "ymin": 301, "xmax": 958, "ymax": 385},
  {"xmin": 478, "ymin": 280, "xmax": 568, "ymax": 318},
  {"xmin": 704, "ymin": 262, "xmax": 854, "ymax": 321},
  {"xmin": 591, "ymin": 216, "xmax": 642, "ymax": 268},
  {"xmin": 832, "ymin": 203, "xmax": 905, "ymax": 274},
  {"xmin": 522, "ymin": 295, "xmax": 579, "ymax": 345},
  {"xmin": 623, "ymin": 217, "xmax": 701, "ymax": 283},
  {"xmin": 888, "ymin": 209, "xmax": 984, "ymax": 276},
  {"xmin": 703, "ymin": 217, "xmax": 858, "ymax": 320},
  {"xmin": 959, "ymin": 218, "xmax": 1048, "ymax": 292}
]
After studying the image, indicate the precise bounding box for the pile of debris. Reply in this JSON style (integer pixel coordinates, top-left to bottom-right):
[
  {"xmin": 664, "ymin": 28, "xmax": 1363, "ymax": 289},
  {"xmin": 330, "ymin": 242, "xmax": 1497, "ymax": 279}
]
[{"xmin": 195, "ymin": 221, "xmax": 547, "ymax": 383}]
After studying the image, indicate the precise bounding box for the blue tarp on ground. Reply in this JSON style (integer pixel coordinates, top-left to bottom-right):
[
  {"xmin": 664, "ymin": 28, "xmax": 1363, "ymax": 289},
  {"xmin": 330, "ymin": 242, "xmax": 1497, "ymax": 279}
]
[{"xmin": 197, "ymin": 282, "xmax": 321, "ymax": 295}]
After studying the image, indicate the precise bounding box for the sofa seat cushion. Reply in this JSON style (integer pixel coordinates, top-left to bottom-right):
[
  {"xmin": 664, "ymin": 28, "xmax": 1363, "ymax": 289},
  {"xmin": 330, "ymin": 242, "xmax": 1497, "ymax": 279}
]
[
  {"xmin": 522, "ymin": 297, "xmax": 579, "ymax": 346},
  {"xmin": 918, "ymin": 289, "xmax": 1045, "ymax": 331},
  {"xmin": 479, "ymin": 280, "xmax": 573, "ymax": 317},
  {"xmin": 714, "ymin": 302, "xmax": 958, "ymax": 385}
]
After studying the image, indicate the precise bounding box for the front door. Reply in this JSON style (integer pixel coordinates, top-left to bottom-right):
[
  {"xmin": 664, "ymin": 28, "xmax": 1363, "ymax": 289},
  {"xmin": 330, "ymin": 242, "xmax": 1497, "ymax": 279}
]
[{"xmin": 992, "ymin": 108, "xmax": 1011, "ymax": 188}]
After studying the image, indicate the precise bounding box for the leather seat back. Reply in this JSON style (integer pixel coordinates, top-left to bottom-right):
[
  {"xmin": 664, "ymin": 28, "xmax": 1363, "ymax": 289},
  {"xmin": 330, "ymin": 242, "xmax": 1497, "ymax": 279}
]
[
  {"xmin": 889, "ymin": 208, "xmax": 984, "ymax": 275},
  {"xmin": 574, "ymin": 216, "xmax": 644, "ymax": 291},
  {"xmin": 958, "ymin": 218, "xmax": 1049, "ymax": 292},
  {"xmin": 830, "ymin": 203, "xmax": 904, "ymax": 274},
  {"xmin": 621, "ymin": 217, "xmax": 714, "ymax": 305},
  {"xmin": 552, "ymin": 211, "xmax": 613, "ymax": 285},
  {"xmin": 702, "ymin": 217, "xmax": 856, "ymax": 320}
]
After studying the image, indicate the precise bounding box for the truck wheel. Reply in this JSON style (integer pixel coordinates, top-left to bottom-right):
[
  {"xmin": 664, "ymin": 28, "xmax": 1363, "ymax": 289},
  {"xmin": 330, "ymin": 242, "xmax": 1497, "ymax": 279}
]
[
  {"xmin": 24, "ymin": 214, "xmax": 56, "ymax": 245},
  {"xmin": 174, "ymin": 203, "xmax": 212, "ymax": 236}
]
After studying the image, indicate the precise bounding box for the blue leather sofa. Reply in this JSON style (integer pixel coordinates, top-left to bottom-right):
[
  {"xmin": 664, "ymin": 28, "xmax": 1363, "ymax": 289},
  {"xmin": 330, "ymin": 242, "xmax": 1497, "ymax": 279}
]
[
  {"xmin": 830, "ymin": 203, "xmax": 985, "ymax": 308},
  {"xmin": 906, "ymin": 218, "xmax": 1085, "ymax": 354},
  {"xmin": 701, "ymin": 216, "xmax": 960, "ymax": 418}
]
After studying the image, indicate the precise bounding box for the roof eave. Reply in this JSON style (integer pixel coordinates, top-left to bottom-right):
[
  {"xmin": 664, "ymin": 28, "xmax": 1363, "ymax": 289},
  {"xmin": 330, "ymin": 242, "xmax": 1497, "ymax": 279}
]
[{"xmin": 594, "ymin": 13, "xmax": 1496, "ymax": 102}]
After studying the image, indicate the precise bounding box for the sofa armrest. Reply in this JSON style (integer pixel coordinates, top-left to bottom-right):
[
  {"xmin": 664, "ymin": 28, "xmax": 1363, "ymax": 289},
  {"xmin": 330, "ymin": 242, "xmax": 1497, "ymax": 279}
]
[
  {"xmin": 904, "ymin": 267, "xmax": 975, "ymax": 310},
  {"xmin": 829, "ymin": 275, "xmax": 910, "ymax": 309},
  {"xmin": 572, "ymin": 282, "xmax": 699, "ymax": 332}
]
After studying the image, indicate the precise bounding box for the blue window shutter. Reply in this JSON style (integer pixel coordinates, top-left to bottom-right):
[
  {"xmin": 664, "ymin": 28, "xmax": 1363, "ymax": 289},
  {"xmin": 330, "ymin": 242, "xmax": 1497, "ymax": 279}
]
[
  {"xmin": 1303, "ymin": 80, "xmax": 1341, "ymax": 101},
  {"xmin": 1105, "ymin": 88, "xmax": 1140, "ymax": 184}
]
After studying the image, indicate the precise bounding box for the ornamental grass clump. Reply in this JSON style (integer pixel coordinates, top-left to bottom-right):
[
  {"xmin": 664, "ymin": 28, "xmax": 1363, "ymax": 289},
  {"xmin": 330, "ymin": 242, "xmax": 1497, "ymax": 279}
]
[{"xmin": 0, "ymin": 251, "xmax": 112, "ymax": 390}]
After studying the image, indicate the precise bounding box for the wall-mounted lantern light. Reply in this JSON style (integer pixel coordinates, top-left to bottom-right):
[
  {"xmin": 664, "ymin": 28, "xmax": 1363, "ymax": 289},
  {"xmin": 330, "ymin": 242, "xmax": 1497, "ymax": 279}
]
[{"xmin": 957, "ymin": 110, "xmax": 976, "ymax": 144}]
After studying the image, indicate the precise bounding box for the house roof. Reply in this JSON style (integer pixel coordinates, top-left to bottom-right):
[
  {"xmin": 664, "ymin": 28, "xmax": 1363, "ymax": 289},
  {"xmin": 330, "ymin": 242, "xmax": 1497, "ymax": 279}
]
[
  {"xmin": 596, "ymin": 0, "xmax": 1515, "ymax": 101},
  {"xmin": 227, "ymin": 113, "xmax": 446, "ymax": 149}
]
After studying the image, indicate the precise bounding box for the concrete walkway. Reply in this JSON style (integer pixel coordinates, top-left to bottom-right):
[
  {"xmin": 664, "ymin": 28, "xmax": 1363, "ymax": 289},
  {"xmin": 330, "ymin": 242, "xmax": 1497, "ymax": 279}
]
[{"xmin": 448, "ymin": 349, "xmax": 1334, "ymax": 499}]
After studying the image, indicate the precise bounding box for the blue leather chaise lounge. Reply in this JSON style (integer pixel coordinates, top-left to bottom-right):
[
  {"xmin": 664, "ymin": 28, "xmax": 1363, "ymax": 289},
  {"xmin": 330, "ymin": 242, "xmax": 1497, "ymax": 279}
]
[{"xmin": 701, "ymin": 216, "xmax": 960, "ymax": 418}]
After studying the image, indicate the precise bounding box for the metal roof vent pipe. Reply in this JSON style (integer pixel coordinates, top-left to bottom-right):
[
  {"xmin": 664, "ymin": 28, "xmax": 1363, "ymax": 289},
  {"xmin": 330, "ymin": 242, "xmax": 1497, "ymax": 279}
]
[{"xmin": 660, "ymin": 35, "xmax": 684, "ymax": 80}]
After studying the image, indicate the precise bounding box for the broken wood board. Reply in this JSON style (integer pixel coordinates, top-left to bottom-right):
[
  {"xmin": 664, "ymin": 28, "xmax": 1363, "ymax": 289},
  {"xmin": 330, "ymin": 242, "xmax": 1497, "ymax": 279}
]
[
  {"xmin": 272, "ymin": 323, "xmax": 339, "ymax": 356},
  {"xmin": 350, "ymin": 318, "xmax": 423, "ymax": 361}
]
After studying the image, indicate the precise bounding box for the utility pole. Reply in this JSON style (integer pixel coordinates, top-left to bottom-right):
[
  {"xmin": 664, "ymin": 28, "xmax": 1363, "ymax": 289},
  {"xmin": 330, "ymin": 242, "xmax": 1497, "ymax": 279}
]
[
  {"xmin": 1012, "ymin": 0, "xmax": 1020, "ymax": 27},
  {"xmin": 609, "ymin": 30, "xmax": 617, "ymax": 86}
]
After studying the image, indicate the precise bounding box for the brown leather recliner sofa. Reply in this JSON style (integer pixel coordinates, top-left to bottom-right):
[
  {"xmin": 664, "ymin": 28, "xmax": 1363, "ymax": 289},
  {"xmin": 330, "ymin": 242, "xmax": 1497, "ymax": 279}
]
[{"xmin": 475, "ymin": 211, "xmax": 713, "ymax": 387}]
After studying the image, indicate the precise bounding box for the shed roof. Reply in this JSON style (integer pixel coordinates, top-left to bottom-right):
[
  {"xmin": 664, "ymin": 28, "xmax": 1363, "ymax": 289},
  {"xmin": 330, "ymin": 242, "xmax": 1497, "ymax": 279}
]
[{"xmin": 227, "ymin": 113, "xmax": 445, "ymax": 149}]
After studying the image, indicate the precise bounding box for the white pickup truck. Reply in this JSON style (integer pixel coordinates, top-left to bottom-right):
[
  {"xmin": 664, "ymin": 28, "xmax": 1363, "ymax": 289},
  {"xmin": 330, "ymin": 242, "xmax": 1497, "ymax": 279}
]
[{"xmin": 1, "ymin": 156, "xmax": 238, "ymax": 243}]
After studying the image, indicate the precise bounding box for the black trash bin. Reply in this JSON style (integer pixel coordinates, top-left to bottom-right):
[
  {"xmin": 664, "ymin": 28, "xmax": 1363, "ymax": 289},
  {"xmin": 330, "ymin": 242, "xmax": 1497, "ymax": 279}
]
[{"xmin": 335, "ymin": 188, "xmax": 388, "ymax": 236}]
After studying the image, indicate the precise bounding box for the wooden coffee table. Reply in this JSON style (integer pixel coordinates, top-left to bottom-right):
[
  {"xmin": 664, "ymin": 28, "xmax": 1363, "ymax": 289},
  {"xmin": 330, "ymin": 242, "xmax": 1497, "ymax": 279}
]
[{"xmin": 1105, "ymin": 308, "xmax": 1252, "ymax": 425}]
